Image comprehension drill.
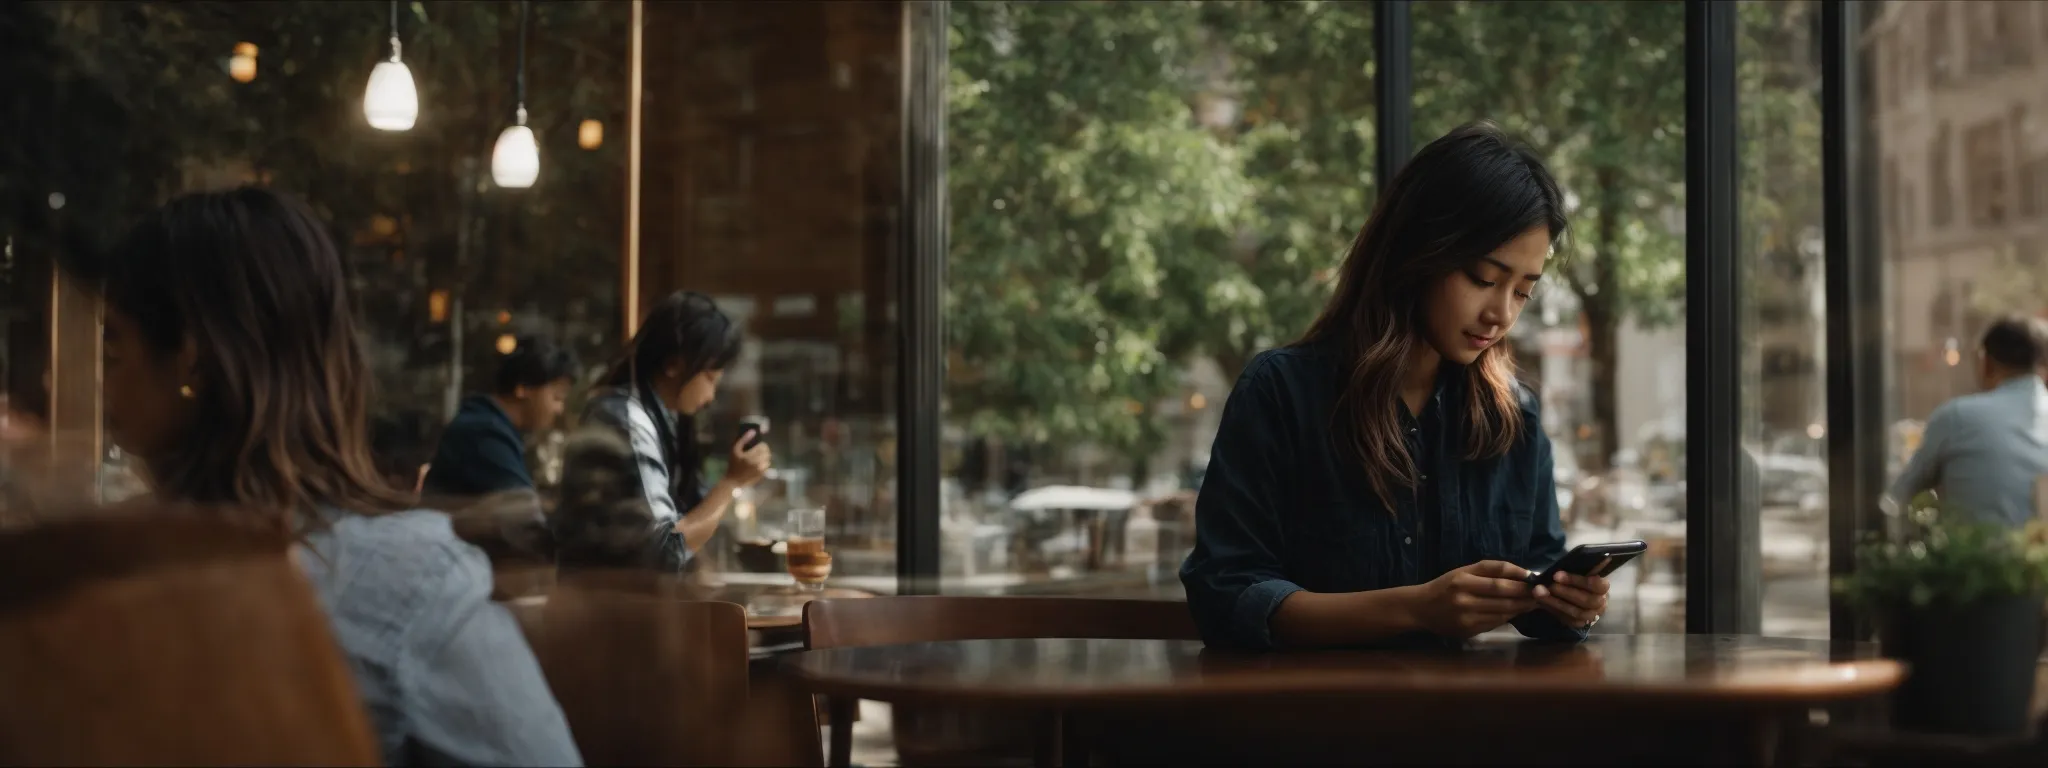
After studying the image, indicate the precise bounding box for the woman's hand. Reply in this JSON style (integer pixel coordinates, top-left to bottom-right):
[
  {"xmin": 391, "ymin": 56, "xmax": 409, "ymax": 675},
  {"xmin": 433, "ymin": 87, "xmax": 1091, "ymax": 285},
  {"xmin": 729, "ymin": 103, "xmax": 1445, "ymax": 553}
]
[
  {"xmin": 1412, "ymin": 560, "xmax": 1539, "ymax": 640},
  {"xmin": 1533, "ymin": 558, "xmax": 1610, "ymax": 629},
  {"xmin": 721, "ymin": 432, "xmax": 773, "ymax": 488}
]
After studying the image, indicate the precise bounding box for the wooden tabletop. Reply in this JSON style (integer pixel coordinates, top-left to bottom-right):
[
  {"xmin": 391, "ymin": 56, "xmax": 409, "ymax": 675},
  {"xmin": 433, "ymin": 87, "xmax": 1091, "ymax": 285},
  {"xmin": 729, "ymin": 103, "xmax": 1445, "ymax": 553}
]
[{"xmin": 784, "ymin": 634, "xmax": 1903, "ymax": 708}]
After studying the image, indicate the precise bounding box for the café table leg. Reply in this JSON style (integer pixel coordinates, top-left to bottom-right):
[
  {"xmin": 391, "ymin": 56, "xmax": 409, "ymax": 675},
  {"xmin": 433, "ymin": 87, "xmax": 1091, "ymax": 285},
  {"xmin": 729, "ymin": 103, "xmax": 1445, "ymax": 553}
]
[
  {"xmin": 1060, "ymin": 711, "xmax": 1089, "ymax": 767},
  {"xmin": 827, "ymin": 697, "xmax": 855, "ymax": 767},
  {"xmin": 1033, "ymin": 710, "xmax": 1062, "ymax": 768}
]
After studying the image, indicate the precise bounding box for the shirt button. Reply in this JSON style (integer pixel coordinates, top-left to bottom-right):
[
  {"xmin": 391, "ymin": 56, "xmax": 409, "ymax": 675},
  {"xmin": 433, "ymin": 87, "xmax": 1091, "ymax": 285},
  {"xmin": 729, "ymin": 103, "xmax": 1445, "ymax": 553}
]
[
  {"xmin": 1404, "ymin": 537, "xmax": 1413, "ymax": 545},
  {"xmin": 1420, "ymin": 473, "xmax": 1429, "ymax": 481}
]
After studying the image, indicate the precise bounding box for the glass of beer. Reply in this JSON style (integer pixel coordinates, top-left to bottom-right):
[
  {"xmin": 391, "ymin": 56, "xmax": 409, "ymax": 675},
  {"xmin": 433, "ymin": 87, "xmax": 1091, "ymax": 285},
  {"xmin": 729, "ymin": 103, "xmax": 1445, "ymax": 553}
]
[{"xmin": 785, "ymin": 507, "xmax": 831, "ymax": 591}]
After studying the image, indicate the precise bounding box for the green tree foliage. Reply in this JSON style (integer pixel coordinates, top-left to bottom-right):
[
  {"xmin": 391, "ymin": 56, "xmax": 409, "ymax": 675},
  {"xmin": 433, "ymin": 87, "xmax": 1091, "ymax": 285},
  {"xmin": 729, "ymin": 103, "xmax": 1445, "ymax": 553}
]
[
  {"xmin": 948, "ymin": 0, "xmax": 1825, "ymax": 476},
  {"xmin": 948, "ymin": 0, "xmax": 1796, "ymax": 477},
  {"xmin": 1414, "ymin": 0, "xmax": 1686, "ymax": 469},
  {"xmin": 947, "ymin": 0, "xmax": 1381, "ymax": 469}
]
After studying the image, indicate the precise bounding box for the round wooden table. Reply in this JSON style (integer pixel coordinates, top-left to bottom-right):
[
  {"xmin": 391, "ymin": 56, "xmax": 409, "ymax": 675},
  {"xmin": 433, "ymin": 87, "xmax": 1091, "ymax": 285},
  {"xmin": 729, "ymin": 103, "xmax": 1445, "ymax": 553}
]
[
  {"xmin": 785, "ymin": 634, "xmax": 1903, "ymax": 766},
  {"xmin": 722, "ymin": 586, "xmax": 873, "ymax": 630}
]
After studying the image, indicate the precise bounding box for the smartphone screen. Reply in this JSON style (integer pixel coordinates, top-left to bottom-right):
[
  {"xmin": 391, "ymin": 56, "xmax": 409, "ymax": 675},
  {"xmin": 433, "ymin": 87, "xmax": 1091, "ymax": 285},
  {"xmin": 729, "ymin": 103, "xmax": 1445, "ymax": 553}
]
[
  {"xmin": 1526, "ymin": 540, "xmax": 1647, "ymax": 585},
  {"xmin": 738, "ymin": 415, "xmax": 770, "ymax": 450}
]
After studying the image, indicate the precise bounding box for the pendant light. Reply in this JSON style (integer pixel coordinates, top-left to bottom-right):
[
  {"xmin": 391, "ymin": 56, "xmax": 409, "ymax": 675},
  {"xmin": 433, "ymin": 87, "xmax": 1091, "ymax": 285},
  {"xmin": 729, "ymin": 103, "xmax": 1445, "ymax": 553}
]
[
  {"xmin": 490, "ymin": 0, "xmax": 540, "ymax": 188},
  {"xmin": 363, "ymin": 0, "xmax": 419, "ymax": 131}
]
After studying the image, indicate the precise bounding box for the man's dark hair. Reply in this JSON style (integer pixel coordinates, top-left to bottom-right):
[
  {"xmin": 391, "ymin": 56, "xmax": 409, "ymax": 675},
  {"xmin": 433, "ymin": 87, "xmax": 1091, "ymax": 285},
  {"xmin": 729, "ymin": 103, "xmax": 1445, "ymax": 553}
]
[
  {"xmin": 1979, "ymin": 314, "xmax": 2048, "ymax": 372},
  {"xmin": 494, "ymin": 334, "xmax": 580, "ymax": 395}
]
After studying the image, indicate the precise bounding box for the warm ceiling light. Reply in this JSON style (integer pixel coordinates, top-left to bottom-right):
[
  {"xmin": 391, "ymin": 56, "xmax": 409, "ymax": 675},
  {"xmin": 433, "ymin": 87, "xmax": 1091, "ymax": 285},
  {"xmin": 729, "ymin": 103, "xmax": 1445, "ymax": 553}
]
[
  {"xmin": 229, "ymin": 42, "xmax": 258, "ymax": 83},
  {"xmin": 364, "ymin": 59, "xmax": 419, "ymax": 130},
  {"xmin": 428, "ymin": 290, "xmax": 450, "ymax": 323},
  {"xmin": 491, "ymin": 1, "xmax": 540, "ymax": 188},
  {"xmin": 1188, "ymin": 393, "xmax": 1207, "ymax": 411},
  {"xmin": 363, "ymin": 1, "xmax": 418, "ymax": 130},
  {"xmin": 496, "ymin": 310, "xmax": 513, "ymax": 325},
  {"xmin": 578, "ymin": 119, "xmax": 604, "ymax": 150},
  {"xmin": 495, "ymin": 334, "xmax": 519, "ymax": 355},
  {"xmin": 491, "ymin": 117, "xmax": 540, "ymax": 188}
]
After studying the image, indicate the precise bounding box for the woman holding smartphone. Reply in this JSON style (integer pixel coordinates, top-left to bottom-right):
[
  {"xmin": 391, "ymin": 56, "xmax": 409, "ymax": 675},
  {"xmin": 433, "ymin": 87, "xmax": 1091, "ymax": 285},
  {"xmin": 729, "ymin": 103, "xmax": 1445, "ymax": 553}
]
[
  {"xmin": 1179, "ymin": 122, "xmax": 1609, "ymax": 650},
  {"xmin": 558, "ymin": 291, "xmax": 772, "ymax": 572}
]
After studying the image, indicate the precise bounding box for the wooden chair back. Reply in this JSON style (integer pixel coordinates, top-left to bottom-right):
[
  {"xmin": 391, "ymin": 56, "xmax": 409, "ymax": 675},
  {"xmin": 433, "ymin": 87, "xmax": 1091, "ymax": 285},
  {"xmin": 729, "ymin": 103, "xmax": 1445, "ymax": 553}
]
[
  {"xmin": 0, "ymin": 513, "xmax": 378, "ymax": 766},
  {"xmin": 525, "ymin": 579, "xmax": 752, "ymax": 766},
  {"xmin": 803, "ymin": 595, "xmax": 1199, "ymax": 650}
]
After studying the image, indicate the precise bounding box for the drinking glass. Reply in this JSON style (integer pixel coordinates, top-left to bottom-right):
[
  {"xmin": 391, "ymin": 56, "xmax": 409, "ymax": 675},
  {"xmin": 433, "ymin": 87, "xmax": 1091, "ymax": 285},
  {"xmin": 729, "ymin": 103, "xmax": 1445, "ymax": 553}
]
[{"xmin": 785, "ymin": 507, "xmax": 831, "ymax": 591}]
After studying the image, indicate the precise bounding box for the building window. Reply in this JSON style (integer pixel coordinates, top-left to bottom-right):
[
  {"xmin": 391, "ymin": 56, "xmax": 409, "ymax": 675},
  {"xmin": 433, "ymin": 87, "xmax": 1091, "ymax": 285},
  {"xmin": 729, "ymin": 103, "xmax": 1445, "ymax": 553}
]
[
  {"xmin": 1902, "ymin": 181, "xmax": 1917, "ymax": 236},
  {"xmin": 1931, "ymin": 122, "xmax": 1956, "ymax": 229},
  {"xmin": 1881, "ymin": 30, "xmax": 1900, "ymax": 109},
  {"xmin": 2022, "ymin": 156, "xmax": 2047, "ymax": 221},
  {"xmin": 1964, "ymin": 119, "xmax": 2010, "ymax": 229},
  {"xmin": 1965, "ymin": 1, "xmax": 1999, "ymax": 75},
  {"xmin": 1928, "ymin": 3, "xmax": 1954, "ymax": 86},
  {"xmin": 1884, "ymin": 157, "xmax": 1901, "ymax": 240},
  {"xmin": 1995, "ymin": 1, "xmax": 2033, "ymax": 69}
]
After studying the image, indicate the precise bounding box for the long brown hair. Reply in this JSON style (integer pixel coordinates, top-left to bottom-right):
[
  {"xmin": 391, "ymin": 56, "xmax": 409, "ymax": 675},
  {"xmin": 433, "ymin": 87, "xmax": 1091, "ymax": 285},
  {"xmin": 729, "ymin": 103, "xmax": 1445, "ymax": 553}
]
[
  {"xmin": 1297, "ymin": 121, "xmax": 1569, "ymax": 512},
  {"xmin": 62, "ymin": 187, "xmax": 410, "ymax": 517}
]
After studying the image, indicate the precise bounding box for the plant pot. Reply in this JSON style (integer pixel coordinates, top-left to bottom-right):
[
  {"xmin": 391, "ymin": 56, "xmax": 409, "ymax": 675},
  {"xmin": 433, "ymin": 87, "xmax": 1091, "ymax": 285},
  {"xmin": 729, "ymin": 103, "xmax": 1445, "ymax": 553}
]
[{"xmin": 1879, "ymin": 593, "xmax": 2045, "ymax": 736}]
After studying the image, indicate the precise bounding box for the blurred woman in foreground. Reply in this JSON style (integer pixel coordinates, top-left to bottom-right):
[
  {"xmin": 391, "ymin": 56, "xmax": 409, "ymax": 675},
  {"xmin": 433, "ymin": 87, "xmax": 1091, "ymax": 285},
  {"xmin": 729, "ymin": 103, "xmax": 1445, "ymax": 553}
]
[{"xmin": 61, "ymin": 187, "xmax": 580, "ymax": 766}]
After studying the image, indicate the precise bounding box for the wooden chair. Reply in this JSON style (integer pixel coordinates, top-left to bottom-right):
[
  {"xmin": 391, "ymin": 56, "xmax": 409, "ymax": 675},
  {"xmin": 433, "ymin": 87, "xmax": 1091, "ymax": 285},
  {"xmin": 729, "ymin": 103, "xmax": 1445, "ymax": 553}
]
[
  {"xmin": 0, "ymin": 512, "xmax": 379, "ymax": 766},
  {"xmin": 803, "ymin": 596, "xmax": 1199, "ymax": 767},
  {"xmin": 521, "ymin": 574, "xmax": 822, "ymax": 767}
]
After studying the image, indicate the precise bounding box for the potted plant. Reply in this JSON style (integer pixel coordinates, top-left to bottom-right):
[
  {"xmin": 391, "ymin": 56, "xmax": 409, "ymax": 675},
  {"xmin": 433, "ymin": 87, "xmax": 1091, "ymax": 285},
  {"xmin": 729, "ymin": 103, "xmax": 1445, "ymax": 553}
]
[{"xmin": 1836, "ymin": 493, "xmax": 2048, "ymax": 736}]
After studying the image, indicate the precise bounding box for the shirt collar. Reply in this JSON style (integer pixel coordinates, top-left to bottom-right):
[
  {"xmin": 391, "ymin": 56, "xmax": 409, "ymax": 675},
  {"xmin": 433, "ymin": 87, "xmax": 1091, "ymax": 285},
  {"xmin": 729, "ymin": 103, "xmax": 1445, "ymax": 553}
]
[{"xmin": 1995, "ymin": 373, "xmax": 2044, "ymax": 393}]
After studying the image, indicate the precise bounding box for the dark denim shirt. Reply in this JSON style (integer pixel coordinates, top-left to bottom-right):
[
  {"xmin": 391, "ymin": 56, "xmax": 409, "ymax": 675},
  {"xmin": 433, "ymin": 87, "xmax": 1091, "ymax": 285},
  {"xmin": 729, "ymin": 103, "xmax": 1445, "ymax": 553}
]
[
  {"xmin": 423, "ymin": 395, "xmax": 534, "ymax": 497},
  {"xmin": 1179, "ymin": 346, "xmax": 1585, "ymax": 650}
]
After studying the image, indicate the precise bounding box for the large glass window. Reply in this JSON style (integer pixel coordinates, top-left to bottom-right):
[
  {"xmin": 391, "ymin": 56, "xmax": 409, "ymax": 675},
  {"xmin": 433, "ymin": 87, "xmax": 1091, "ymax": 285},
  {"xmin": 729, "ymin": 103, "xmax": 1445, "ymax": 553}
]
[
  {"xmin": 1867, "ymin": 1, "xmax": 2048, "ymax": 508},
  {"xmin": 636, "ymin": 1, "xmax": 903, "ymax": 590},
  {"xmin": 3, "ymin": 0, "xmax": 904, "ymax": 585},
  {"xmin": 942, "ymin": 1, "xmax": 1374, "ymax": 596},
  {"xmin": 8, "ymin": 0, "xmax": 631, "ymax": 498},
  {"xmin": 1414, "ymin": 0, "xmax": 1686, "ymax": 633},
  {"xmin": 1739, "ymin": 0, "xmax": 1829, "ymax": 640}
]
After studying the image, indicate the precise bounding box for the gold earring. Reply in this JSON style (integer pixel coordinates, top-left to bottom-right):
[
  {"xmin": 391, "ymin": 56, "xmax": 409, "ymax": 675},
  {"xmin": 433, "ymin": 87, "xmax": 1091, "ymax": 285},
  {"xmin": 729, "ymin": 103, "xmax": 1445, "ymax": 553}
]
[{"xmin": 178, "ymin": 385, "xmax": 195, "ymax": 399}]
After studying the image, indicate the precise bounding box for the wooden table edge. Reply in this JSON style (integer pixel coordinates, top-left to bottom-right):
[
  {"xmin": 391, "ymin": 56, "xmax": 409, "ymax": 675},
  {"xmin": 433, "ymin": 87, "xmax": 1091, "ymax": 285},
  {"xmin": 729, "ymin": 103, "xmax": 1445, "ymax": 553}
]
[{"xmin": 781, "ymin": 657, "xmax": 1906, "ymax": 709}]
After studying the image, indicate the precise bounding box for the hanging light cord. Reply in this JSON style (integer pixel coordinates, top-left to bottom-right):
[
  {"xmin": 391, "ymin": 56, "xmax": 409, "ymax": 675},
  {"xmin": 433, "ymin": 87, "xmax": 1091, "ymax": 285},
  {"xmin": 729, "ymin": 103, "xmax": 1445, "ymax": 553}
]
[
  {"xmin": 387, "ymin": 0, "xmax": 402, "ymax": 61},
  {"xmin": 514, "ymin": 0, "xmax": 530, "ymax": 125}
]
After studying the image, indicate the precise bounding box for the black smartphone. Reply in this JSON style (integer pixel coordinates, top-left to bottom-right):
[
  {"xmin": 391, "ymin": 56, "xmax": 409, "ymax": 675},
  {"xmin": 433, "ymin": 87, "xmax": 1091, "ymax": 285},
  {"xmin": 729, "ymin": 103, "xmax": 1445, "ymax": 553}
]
[
  {"xmin": 1525, "ymin": 540, "xmax": 1647, "ymax": 586},
  {"xmin": 737, "ymin": 416, "xmax": 770, "ymax": 451}
]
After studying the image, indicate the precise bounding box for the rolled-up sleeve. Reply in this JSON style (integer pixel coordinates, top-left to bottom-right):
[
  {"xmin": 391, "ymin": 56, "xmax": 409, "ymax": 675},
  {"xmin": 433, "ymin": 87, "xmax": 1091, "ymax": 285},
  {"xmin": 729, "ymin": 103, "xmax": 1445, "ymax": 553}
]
[
  {"xmin": 1508, "ymin": 409, "xmax": 1587, "ymax": 642},
  {"xmin": 1179, "ymin": 355, "xmax": 1304, "ymax": 650}
]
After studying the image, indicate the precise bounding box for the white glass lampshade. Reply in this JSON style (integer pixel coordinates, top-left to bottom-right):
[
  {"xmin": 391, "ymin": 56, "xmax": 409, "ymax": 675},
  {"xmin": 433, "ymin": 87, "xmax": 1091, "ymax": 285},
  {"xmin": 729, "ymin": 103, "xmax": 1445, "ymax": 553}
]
[
  {"xmin": 491, "ymin": 123, "xmax": 541, "ymax": 188},
  {"xmin": 363, "ymin": 59, "xmax": 419, "ymax": 131}
]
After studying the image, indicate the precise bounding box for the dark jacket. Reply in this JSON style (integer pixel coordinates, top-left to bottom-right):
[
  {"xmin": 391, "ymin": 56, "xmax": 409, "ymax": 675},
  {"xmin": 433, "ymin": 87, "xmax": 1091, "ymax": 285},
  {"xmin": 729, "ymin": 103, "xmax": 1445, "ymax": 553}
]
[
  {"xmin": 1179, "ymin": 345, "xmax": 1585, "ymax": 650},
  {"xmin": 422, "ymin": 395, "xmax": 553, "ymax": 564},
  {"xmin": 423, "ymin": 395, "xmax": 534, "ymax": 497}
]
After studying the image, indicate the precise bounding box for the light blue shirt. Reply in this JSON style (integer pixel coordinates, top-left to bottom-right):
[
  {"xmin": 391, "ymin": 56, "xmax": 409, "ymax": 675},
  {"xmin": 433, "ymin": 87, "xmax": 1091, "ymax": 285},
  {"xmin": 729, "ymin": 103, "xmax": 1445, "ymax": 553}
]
[
  {"xmin": 1889, "ymin": 374, "xmax": 2048, "ymax": 529},
  {"xmin": 299, "ymin": 509, "xmax": 582, "ymax": 767}
]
